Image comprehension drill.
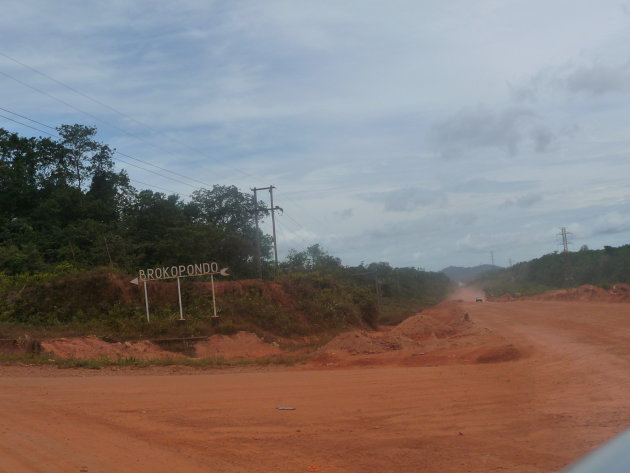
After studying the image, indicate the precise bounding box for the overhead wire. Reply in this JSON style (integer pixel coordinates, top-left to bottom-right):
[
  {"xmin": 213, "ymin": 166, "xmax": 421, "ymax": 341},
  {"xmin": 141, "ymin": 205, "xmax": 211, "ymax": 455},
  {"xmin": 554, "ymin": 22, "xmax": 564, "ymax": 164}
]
[
  {"xmin": 0, "ymin": 69, "xmax": 214, "ymax": 187},
  {"xmin": 0, "ymin": 108, "xmax": 342, "ymax": 260},
  {"xmin": 0, "ymin": 53, "xmax": 329, "ymax": 210},
  {"xmin": 0, "ymin": 52, "xmax": 254, "ymax": 180},
  {"xmin": 127, "ymin": 178, "xmax": 179, "ymax": 195},
  {"xmin": 0, "ymin": 112, "xmax": 57, "ymax": 137},
  {"xmin": 0, "ymin": 54, "xmax": 341, "ymax": 257},
  {"xmin": 0, "ymin": 106, "xmax": 57, "ymax": 131},
  {"xmin": 0, "ymin": 108, "xmax": 200, "ymax": 193},
  {"xmin": 0, "ymin": 111, "xmax": 184, "ymax": 195},
  {"xmin": 274, "ymin": 218, "xmax": 315, "ymax": 251}
]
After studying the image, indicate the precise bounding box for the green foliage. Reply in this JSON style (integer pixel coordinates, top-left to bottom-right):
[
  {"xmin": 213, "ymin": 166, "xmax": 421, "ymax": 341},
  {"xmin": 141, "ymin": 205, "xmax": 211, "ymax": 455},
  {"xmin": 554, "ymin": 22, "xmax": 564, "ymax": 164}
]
[
  {"xmin": 280, "ymin": 273, "xmax": 369, "ymax": 329},
  {"xmin": 0, "ymin": 125, "xmax": 271, "ymax": 277},
  {"xmin": 280, "ymin": 248, "xmax": 452, "ymax": 327},
  {"xmin": 0, "ymin": 125, "xmax": 453, "ymax": 339},
  {"xmin": 478, "ymin": 244, "xmax": 630, "ymax": 297}
]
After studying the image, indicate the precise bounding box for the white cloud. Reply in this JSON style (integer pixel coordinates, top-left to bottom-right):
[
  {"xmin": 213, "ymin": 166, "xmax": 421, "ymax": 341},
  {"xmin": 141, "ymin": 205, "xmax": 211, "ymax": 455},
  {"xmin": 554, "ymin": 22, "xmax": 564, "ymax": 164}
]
[{"xmin": 2, "ymin": 0, "xmax": 630, "ymax": 271}]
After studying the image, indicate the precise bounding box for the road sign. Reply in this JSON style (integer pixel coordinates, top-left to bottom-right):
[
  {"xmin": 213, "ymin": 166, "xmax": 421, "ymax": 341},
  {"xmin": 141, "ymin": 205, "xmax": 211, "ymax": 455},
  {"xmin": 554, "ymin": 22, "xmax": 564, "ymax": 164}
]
[
  {"xmin": 129, "ymin": 262, "xmax": 229, "ymax": 322},
  {"xmin": 137, "ymin": 262, "xmax": 228, "ymax": 282}
]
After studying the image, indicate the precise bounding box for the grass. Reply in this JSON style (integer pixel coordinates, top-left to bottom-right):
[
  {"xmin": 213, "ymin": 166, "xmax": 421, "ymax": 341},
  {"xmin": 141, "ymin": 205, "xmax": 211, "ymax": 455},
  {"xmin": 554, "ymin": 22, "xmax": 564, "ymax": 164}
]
[{"xmin": 0, "ymin": 352, "xmax": 309, "ymax": 370}]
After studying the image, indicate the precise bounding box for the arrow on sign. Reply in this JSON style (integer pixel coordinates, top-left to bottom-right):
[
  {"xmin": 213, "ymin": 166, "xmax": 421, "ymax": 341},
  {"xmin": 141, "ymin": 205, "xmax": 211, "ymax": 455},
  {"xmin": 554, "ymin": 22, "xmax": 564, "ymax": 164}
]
[
  {"xmin": 130, "ymin": 277, "xmax": 139, "ymax": 285},
  {"xmin": 220, "ymin": 267, "xmax": 230, "ymax": 277}
]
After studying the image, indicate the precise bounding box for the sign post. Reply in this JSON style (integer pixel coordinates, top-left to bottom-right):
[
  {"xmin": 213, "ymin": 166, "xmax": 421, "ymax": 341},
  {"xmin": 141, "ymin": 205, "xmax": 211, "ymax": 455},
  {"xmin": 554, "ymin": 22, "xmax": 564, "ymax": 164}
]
[
  {"xmin": 143, "ymin": 281, "xmax": 150, "ymax": 322},
  {"xmin": 130, "ymin": 262, "xmax": 229, "ymax": 322},
  {"xmin": 176, "ymin": 277, "xmax": 184, "ymax": 321},
  {"xmin": 211, "ymin": 274, "xmax": 217, "ymax": 318}
]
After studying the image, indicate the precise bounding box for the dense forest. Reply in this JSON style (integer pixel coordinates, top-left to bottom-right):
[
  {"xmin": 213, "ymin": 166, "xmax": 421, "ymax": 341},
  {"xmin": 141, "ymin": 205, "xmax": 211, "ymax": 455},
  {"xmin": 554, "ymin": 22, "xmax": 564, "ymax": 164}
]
[
  {"xmin": 477, "ymin": 244, "xmax": 630, "ymax": 297},
  {"xmin": 0, "ymin": 124, "xmax": 274, "ymax": 277},
  {"xmin": 0, "ymin": 125, "xmax": 452, "ymax": 333}
]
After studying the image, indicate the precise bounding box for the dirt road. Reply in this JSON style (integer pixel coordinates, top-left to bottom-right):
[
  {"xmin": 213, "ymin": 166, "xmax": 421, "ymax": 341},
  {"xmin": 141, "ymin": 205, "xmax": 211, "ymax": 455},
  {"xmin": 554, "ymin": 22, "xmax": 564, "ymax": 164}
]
[{"xmin": 3, "ymin": 299, "xmax": 630, "ymax": 473}]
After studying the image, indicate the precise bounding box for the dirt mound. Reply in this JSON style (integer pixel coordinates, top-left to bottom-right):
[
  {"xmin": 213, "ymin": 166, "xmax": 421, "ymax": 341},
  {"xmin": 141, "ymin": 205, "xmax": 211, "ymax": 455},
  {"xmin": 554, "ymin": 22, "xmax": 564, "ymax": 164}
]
[
  {"xmin": 321, "ymin": 330, "xmax": 420, "ymax": 355},
  {"xmin": 320, "ymin": 301, "xmax": 476, "ymax": 357},
  {"xmin": 194, "ymin": 331, "xmax": 281, "ymax": 360},
  {"xmin": 390, "ymin": 301, "xmax": 473, "ymax": 340},
  {"xmin": 36, "ymin": 300, "xmax": 519, "ymax": 367},
  {"xmin": 41, "ymin": 336, "xmax": 183, "ymax": 360},
  {"xmin": 316, "ymin": 301, "xmax": 498, "ymax": 367}
]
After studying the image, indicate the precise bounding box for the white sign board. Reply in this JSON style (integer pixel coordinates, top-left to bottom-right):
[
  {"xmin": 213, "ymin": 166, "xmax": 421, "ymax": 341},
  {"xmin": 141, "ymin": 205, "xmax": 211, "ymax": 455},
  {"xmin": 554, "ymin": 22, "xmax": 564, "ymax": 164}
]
[
  {"xmin": 138, "ymin": 262, "xmax": 227, "ymax": 282},
  {"xmin": 130, "ymin": 261, "xmax": 229, "ymax": 321}
]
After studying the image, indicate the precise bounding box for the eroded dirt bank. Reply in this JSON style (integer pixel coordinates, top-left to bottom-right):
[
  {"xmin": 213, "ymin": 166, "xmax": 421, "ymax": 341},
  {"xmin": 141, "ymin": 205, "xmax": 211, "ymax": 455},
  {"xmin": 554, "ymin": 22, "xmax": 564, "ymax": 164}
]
[{"xmin": 3, "ymin": 298, "xmax": 630, "ymax": 472}]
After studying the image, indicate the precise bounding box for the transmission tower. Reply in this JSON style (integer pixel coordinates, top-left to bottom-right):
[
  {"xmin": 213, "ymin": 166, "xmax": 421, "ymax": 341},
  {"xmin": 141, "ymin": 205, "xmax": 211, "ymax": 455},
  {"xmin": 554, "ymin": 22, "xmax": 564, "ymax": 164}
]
[{"xmin": 558, "ymin": 227, "xmax": 572, "ymax": 253}]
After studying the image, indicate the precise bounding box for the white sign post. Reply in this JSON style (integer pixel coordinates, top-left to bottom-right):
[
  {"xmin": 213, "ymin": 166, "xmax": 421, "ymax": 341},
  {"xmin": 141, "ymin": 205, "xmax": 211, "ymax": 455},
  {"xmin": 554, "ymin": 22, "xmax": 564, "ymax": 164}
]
[
  {"xmin": 130, "ymin": 262, "xmax": 229, "ymax": 322},
  {"xmin": 143, "ymin": 281, "xmax": 150, "ymax": 322},
  {"xmin": 176, "ymin": 277, "xmax": 184, "ymax": 321}
]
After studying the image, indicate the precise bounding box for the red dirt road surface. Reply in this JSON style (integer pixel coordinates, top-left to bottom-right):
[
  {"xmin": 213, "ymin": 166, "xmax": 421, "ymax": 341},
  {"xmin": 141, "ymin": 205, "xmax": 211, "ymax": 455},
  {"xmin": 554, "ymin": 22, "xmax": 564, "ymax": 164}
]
[{"xmin": 3, "ymin": 296, "xmax": 630, "ymax": 472}]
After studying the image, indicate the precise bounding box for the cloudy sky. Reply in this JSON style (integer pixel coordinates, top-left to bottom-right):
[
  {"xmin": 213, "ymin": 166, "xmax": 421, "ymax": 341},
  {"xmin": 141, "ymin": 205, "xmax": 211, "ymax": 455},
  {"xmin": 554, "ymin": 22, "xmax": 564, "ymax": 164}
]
[{"xmin": 2, "ymin": 0, "xmax": 630, "ymax": 270}]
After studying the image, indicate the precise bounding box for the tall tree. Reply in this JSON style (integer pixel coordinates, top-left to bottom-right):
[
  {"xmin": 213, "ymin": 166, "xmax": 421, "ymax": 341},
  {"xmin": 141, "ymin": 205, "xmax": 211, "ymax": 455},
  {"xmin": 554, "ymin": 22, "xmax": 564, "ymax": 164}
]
[
  {"xmin": 186, "ymin": 185, "xmax": 267, "ymax": 234},
  {"xmin": 56, "ymin": 124, "xmax": 113, "ymax": 190}
]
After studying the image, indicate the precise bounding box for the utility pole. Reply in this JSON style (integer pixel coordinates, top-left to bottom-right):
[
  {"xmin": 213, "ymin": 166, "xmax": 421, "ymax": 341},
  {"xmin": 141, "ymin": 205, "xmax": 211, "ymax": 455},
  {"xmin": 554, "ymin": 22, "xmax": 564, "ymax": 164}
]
[
  {"xmin": 491, "ymin": 251, "xmax": 495, "ymax": 266},
  {"xmin": 269, "ymin": 186, "xmax": 279, "ymax": 274},
  {"xmin": 558, "ymin": 227, "xmax": 573, "ymax": 285},
  {"xmin": 558, "ymin": 227, "xmax": 571, "ymax": 253},
  {"xmin": 252, "ymin": 188, "xmax": 262, "ymax": 279},
  {"xmin": 251, "ymin": 185, "xmax": 283, "ymax": 278}
]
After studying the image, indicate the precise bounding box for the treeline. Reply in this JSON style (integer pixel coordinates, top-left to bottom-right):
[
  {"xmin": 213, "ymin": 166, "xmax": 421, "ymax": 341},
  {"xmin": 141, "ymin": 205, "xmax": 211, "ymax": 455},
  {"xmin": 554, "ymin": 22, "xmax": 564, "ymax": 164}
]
[
  {"xmin": 0, "ymin": 124, "xmax": 271, "ymax": 277},
  {"xmin": 478, "ymin": 244, "xmax": 630, "ymax": 297},
  {"xmin": 1, "ymin": 125, "xmax": 452, "ymax": 330},
  {"xmin": 279, "ymin": 244, "xmax": 452, "ymax": 325}
]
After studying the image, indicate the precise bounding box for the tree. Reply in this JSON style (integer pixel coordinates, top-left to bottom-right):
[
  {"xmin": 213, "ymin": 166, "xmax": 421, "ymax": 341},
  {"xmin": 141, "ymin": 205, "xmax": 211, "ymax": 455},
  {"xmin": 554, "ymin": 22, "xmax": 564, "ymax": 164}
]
[
  {"xmin": 186, "ymin": 185, "xmax": 267, "ymax": 233},
  {"xmin": 56, "ymin": 124, "xmax": 113, "ymax": 190},
  {"xmin": 284, "ymin": 244, "xmax": 342, "ymax": 272}
]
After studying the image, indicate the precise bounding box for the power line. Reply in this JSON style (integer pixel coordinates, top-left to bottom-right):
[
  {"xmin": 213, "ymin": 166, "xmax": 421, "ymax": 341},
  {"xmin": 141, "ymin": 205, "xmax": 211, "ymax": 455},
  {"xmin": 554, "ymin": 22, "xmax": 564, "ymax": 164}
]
[
  {"xmin": 0, "ymin": 52, "xmax": 254, "ymax": 180},
  {"xmin": 128, "ymin": 178, "xmax": 179, "ymax": 195},
  {"xmin": 0, "ymin": 71, "xmax": 216, "ymax": 186},
  {"xmin": 0, "ymin": 52, "xmax": 146, "ymax": 125},
  {"xmin": 0, "ymin": 107, "xmax": 205, "ymax": 192},
  {"xmin": 0, "ymin": 57, "xmax": 342, "ymax": 259},
  {"xmin": 0, "ymin": 106, "xmax": 56, "ymax": 131},
  {"xmin": 0, "ymin": 112, "xmax": 188, "ymax": 199},
  {"xmin": 0, "ymin": 55, "xmax": 341, "ymax": 252},
  {"xmin": 113, "ymin": 150, "xmax": 213, "ymax": 189},
  {"xmin": 0, "ymin": 69, "xmax": 125, "ymax": 136},
  {"xmin": 0, "ymin": 113, "xmax": 58, "ymax": 137},
  {"xmin": 114, "ymin": 156, "xmax": 200, "ymax": 190},
  {"xmin": 275, "ymin": 218, "xmax": 315, "ymax": 250}
]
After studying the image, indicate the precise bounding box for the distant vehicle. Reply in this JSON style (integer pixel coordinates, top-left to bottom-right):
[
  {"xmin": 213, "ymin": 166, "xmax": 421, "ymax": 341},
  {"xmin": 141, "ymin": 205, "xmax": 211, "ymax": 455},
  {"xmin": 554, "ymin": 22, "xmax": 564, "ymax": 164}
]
[{"xmin": 475, "ymin": 296, "xmax": 483, "ymax": 302}]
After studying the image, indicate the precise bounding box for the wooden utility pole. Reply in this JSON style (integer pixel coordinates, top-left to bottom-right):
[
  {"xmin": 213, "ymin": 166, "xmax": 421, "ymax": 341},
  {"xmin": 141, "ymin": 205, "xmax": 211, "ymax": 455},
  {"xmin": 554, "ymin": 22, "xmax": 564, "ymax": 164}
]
[
  {"xmin": 252, "ymin": 187, "xmax": 262, "ymax": 279},
  {"xmin": 268, "ymin": 186, "xmax": 279, "ymax": 276},
  {"xmin": 251, "ymin": 185, "xmax": 283, "ymax": 278}
]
